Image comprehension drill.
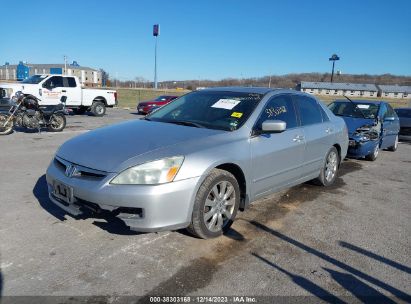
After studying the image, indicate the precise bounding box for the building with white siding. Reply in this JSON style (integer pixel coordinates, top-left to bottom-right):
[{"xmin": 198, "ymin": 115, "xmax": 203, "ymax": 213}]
[
  {"xmin": 0, "ymin": 61, "xmax": 101, "ymax": 87},
  {"xmin": 298, "ymin": 81, "xmax": 378, "ymax": 97},
  {"xmin": 378, "ymin": 85, "xmax": 411, "ymax": 99}
]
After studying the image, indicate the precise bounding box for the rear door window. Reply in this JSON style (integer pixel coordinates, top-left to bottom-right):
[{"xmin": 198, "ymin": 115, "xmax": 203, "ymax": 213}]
[
  {"xmin": 63, "ymin": 77, "xmax": 77, "ymax": 87},
  {"xmin": 295, "ymin": 95, "xmax": 324, "ymax": 126}
]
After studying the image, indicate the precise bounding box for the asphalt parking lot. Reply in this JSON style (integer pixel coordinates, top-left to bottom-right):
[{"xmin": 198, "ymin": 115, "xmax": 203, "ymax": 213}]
[{"xmin": 0, "ymin": 108, "xmax": 410, "ymax": 303}]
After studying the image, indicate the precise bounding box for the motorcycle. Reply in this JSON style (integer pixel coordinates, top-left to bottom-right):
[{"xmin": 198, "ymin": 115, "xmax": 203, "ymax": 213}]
[{"xmin": 0, "ymin": 91, "xmax": 67, "ymax": 135}]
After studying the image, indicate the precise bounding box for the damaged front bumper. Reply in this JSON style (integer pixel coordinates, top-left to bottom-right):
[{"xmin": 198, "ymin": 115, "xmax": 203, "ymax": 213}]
[{"xmin": 347, "ymin": 137, "xmax": 380, "ymax": 158}]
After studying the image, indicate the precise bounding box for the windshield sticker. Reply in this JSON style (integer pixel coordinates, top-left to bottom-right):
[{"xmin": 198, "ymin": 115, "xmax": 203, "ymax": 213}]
[
  {"xmin": 211, "ymin": 99, "xmax": 241, "ymax": 110},
  {"xmin": 231, "ymin": 112, "xmax": 243, "ymax": 118},
  {"xmin": 357, "ymin": 104, "xmax": 370, "ymax": 109},
  {"xmin": 266, "ymin": 106, "xmax": 287, "ymax": 118}
]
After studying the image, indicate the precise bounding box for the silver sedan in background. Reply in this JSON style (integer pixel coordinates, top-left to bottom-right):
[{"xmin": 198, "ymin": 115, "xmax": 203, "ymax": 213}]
[{"xmin": 46, "ymin": 87, "xmax": 348, "ymax": 239}]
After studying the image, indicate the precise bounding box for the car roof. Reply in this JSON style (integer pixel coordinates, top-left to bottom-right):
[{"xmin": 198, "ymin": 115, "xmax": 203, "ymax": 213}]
[
  {"xmin": 395, "ymin": 107, "xmax": 411, "ymax": 110},
  {"xmin": 333, "ymin": 99, "xmax": 383, "ymax": 105},
  {"xmin": 200, "ymin": 86, "xmax": 282, "ymax": 95}
]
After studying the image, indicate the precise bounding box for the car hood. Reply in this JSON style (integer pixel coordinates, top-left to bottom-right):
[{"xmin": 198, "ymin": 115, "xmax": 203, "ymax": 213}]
[
  {"xmin": 56, "ymin": 120, "xmax": 223, "ymax": 172},
  {"xmin": 341, "ymin": 116, "xmax": 376, "ymax": 136}
]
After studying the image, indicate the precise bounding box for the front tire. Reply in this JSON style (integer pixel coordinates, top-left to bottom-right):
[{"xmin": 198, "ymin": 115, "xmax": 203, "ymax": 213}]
[
  {"xmin": 0, "ymin": 113, "xmax": 13, "ymax": 135},
  {"xmin": 48, "ymin": 113, "xmax": 66, "ymax": 132},
  {"xmin": 314, "ymin": 146, "xmax": 340, "ymax": 186},
  {"xmin": 365, "ymin": 144, "xmax": 379, "ymax": 161},
  {"xmin": 187, "ymin": 169, "xmax": 240, "ymax": 239},
  {"xmin": 387, "ymin": 135, "xmax": 399, "ymax": 152},
  {"xmin": 91, "ymin": 101, "xmax": 106, "ymax": 117}
]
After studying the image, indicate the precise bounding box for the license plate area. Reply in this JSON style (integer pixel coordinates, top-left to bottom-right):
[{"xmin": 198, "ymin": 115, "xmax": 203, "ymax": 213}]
[{"xmin": 53, "ymin": 180, "xmax": 74, "ymax": 204}]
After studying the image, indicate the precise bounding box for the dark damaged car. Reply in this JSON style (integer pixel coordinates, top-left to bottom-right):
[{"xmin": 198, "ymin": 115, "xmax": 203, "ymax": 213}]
[{"xmin": 328, "ymin": 100, "xmax": 399, "ymax": 161}]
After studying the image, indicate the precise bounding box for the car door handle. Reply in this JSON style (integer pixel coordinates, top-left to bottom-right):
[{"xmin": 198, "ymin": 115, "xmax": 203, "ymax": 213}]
[
  {"xmin": 293, "ymin": 135, "xmax": 304, "ymax": 142},
  {"xmin": 62, "ymin": 90, "xmax": 67, "ymax": 93},
  {"xmin": 325, "ymin": 127, "xmax": 333, "ymax": 133}
]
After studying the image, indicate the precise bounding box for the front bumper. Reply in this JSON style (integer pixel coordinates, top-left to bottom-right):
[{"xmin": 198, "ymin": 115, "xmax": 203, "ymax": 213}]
[
  {"xmin": 347, "ymin": 138, "xmax": 379, "ymax": 158},
  {"xmin": 46, "ymin": 159, "xmax": 200, "ymax": 232}
]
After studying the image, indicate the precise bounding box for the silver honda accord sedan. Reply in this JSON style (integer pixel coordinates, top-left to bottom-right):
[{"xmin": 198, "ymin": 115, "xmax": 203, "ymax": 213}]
[{"xmin": 46, "ymin": 87, "xmax": 348, "ymax": 238}]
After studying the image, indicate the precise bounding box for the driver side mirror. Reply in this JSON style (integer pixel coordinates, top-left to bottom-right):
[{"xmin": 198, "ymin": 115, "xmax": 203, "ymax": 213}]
[{"xmin": 261, "ymin": 120, "xmax": 287, "ymax": 133}]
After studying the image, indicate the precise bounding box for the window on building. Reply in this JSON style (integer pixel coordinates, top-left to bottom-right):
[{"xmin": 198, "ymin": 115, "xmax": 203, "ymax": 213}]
[
  {"xmin": 385, "ymin": 93, "xmax": 389, "ymax": 96},
  {"xmin": 318, "ymin": 89, "xmax": 322, "ymax": 94},
  {"xmin": 86, "ymin": 77, "xmax": 88, "ymax": 81},
  {"xmin": 326, "ymin": 90, "xmax": 330, "ymax": 94},
  {"xmin": 334, "ymin": 90, "xmax": 338, "ymax": 95},
  {"xmin": 404, "ymin": 93, "xmax": 408, "ymax": 98},
  {"xmin": 370, "ymin": 92, "xmax": 374, "ymax": 96},
  {"xmin": 394, "ymin": 93, "xmax": 398, "ymax": 97}
]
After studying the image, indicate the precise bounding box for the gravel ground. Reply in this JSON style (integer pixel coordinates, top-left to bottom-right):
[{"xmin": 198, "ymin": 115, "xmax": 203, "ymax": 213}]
[{"xmin": 0, "ymin": 109, "xmax": 410, "ymax": 303}]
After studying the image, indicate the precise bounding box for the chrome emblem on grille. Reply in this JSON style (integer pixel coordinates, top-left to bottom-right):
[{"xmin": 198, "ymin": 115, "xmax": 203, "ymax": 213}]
[{"xmin": 65, "ymin": 164, "xmax": 80, "ymax": 178}]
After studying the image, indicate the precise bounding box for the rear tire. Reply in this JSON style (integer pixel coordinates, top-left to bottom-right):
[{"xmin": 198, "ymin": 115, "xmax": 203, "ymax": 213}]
[
  {"xmin": 48, "ymin": 113, "xmax": 66, "ymax": 132},
  {"xmin": 187, "ymin": 169, "xmax": 240, "ymax": 239},
  {"xmin": 0, "ymin": 113, "xmax": 13, "ymax": 135},
  {"xmin": 91, "ymin": 101, "xmax": 106, "ymax": 117},
  {"xmin": 387, "ymin": 135, "xmax": 398, "ymax": 152},
  {"xmin": 314, "ymin": 146, "xmax": 340, "ymax": 187},
  {"xmin": 365, "ymin": 144, "xmax": 379, "ymax": 161}
]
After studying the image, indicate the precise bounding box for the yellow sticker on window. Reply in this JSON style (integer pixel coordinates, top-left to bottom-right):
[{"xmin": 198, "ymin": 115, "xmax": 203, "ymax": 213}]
[{"xmin": 231, "ymin": 112, "xmax": 243, "ymax": 118}]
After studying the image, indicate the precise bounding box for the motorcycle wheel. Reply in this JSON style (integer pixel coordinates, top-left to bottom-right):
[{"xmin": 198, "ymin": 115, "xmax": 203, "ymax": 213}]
[
  {"xmin": 0, "ymin": 113, "xmax": 14, "ymax": 135},
  {"xmin": 48, "ymin": 113, "xmax": 66, "ymax": 132}
]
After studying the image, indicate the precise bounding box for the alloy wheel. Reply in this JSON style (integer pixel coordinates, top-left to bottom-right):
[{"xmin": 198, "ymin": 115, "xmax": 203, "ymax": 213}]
[
  {"xmin": 325, "ymin": 151, "xmax": 338, "ymax": 182},
  {"xmin": 203, "ymin": 181, "xmax": 236, "ymax": 232}
]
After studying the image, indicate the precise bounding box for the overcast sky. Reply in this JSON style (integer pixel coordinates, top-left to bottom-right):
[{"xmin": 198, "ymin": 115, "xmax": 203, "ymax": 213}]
[{"xmin": 1, "ymin": 0, "xmax": 410, "ymax": 81}]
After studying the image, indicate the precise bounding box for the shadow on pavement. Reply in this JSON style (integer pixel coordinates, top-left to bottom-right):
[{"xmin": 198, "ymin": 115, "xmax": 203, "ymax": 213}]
[
  {"xmin": 339, "ymin": 241, "xmax": 411, "ymax": 275},
  {"xmin": 34, "ymin": 175, "xmax": 141, "ymax": 236},
  {"xmin": 250, "ymin": 221, "xmax": 411, "ymax": 302},
  {"xmin": 324, "ymin": 268, "xmax": 397, "ymax": 304},
  {"xmin": 33, "ymin": 175, "xmax": 66, "ymax": 221},
  {"xmin": 252, "ymin": 253, "xmax": 345, "ymax": 304}
]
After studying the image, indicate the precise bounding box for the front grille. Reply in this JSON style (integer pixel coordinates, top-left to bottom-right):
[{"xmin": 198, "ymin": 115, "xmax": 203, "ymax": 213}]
[{"xmin": 54, "ymin": 156, "xmax": 107, "ymax": 179}]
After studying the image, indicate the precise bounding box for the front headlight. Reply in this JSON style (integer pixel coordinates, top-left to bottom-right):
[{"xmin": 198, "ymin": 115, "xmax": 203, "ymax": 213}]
[{"xmin": 110, "ymin": 156, "xmax": 184, "ymax": 185}]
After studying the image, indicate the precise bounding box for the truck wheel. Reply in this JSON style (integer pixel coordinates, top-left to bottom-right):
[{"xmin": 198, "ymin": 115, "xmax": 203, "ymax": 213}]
[
  {"xmin": 187, "ymin": 169, "xmax": 240, "ymax": 239},
  {"xmin": 91, "ymin": 101, "xmax": 106, "ymax": 117}
]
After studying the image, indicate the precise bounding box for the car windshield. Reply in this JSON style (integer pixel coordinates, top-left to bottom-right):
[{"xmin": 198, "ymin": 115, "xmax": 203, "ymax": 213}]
[
  {"xmin": 154, "ymin": 95, "xmax": 170, "ymax": 101},
  {"xmin": 147, "ymin": 90, "xmax": 264, "ymax": 131},
  {"xmin": 395, "ymin": 109, "xmax": 411, "ymax": 118},
  {"xmin": 21, "ymin": 75, "xmax": 47, "ymax": 84},
  {"xmin": 328, "ymin": 101, "xmax": 379, "ymax": 119}
]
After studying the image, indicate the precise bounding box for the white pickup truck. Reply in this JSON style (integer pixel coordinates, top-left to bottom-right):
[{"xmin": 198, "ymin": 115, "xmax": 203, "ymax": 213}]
[{"xmin": 0, "ymin": 74, "xmax": 117, "ymax": 116}]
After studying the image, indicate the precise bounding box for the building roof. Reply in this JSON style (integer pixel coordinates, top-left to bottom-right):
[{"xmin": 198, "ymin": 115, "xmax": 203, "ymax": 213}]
[
  {"xmin": 378, "ymin": 85, "xmax": 411, "ymax": 94},
  {"xmin": 1, "ymin": 63, "xmax": 97, "ymax": 71},
  {"xmin": 300, "ymin": 81, "xmax": 378, "ymax": 91}
]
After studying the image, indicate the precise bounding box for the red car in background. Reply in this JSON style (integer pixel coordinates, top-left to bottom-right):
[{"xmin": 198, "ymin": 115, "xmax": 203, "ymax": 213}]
[{"xmin": 137, "ymin": 95, "xmax": 178, "ymax": 114}]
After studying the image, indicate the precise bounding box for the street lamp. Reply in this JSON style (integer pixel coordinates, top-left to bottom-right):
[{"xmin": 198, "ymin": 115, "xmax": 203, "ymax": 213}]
[
  {"xmin": 329, "ymin": 54, "xmax": 340, "ymax": 83},
  {"xmin": 153, "ymin": 24, "xmax": 160, "ymax": 89}
]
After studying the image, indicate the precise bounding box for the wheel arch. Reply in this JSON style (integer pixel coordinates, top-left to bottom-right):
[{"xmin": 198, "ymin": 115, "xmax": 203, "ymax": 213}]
[
  {"xmin": 333, "ymin": 143, "xmax": 342, "ymax": 166},
  {"xmin": 215, "ymin": 163, "xmax": 248, "ymax": 211},
  {"xmin": 93, "ymin": 96, "xmax": 107, "ymax": 105}
]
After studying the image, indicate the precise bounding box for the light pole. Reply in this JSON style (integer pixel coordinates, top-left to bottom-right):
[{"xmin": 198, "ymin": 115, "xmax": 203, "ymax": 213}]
[
  {"xmin": 329, "ymin": 54, "xmax": 340, "ymax": 83},
  {"xmin": 153, "ymin": 24, "xmax": 160, "ymax": 89}
]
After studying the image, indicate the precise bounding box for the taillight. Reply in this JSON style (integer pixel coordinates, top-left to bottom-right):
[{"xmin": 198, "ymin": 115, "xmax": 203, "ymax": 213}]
[{"xmin": 114, "ymin": 92, "xmax": 118, "ymax": 101}]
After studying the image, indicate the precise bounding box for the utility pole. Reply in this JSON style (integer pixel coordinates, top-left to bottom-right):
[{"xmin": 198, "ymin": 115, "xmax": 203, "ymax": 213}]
[
  {"xmin": 64, "ymin": 55, "xmax": 67, "ymax": 75},
  {"xmin": 268, "ymin": 75, "xmax": 272, "ymax": 88},
  {"xmin": 153, "ymin": 24, "xmax": 160, "ymax": 89}
]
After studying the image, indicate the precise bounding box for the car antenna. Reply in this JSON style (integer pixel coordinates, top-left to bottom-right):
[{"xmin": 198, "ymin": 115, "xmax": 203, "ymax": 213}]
[{"xmin": 343, "ymin": 95, "xmax": 367, "ymax": 119}]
